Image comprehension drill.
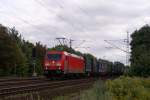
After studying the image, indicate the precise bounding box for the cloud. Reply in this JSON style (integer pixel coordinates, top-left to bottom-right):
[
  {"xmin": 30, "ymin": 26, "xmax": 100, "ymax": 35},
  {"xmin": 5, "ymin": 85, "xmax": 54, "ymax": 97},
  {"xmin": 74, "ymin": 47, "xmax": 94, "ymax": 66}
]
[{"xmin": 0, "ymin": 0, "xmax": 150, "ymax": 64}]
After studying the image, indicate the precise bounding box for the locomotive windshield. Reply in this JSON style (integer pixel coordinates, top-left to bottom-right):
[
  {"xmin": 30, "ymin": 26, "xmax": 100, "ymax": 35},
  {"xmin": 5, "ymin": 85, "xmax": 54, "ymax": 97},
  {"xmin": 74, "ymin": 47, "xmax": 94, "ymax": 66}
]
[{"xmin": 47, "ymin": 54, "xmax": 62, "ymax": 61}]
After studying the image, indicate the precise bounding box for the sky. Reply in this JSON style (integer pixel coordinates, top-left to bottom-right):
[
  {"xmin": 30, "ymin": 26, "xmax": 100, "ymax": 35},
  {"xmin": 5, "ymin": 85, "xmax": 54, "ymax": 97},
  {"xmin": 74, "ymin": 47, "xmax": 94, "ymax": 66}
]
[{"xmin": 0, "ymin": 0, "xmax": 150, "ymax": 64}]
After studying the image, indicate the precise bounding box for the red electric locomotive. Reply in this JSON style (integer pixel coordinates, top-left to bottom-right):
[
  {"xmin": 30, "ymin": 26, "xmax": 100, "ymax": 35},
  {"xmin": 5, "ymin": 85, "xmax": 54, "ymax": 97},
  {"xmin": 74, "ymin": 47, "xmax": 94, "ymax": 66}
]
[{"xmin": 44, "ymin": 51, "xmax": 85, "ymax": 77}]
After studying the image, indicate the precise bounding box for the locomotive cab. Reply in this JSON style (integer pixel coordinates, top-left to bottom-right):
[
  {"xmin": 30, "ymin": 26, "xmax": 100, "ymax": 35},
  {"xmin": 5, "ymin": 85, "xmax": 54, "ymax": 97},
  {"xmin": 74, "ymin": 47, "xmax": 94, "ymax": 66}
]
[{"xmin": 44, "ymin": 51, "xmax": 64, "ymax": 76}]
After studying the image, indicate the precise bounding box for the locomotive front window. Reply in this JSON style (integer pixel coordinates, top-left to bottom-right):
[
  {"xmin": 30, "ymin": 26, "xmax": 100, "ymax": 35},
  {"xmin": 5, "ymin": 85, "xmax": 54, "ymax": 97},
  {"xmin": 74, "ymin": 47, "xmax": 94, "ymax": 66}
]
[{"xmin": 47, "ymin": 54, "xmax": 62, "ymax": 61}]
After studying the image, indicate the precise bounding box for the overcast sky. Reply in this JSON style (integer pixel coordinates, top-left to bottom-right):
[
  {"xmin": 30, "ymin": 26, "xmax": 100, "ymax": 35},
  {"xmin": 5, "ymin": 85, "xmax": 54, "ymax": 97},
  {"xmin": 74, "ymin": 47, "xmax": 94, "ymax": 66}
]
[{"xmin": 0, "ymin": 0, "xmax": 150, "ymax": 64}]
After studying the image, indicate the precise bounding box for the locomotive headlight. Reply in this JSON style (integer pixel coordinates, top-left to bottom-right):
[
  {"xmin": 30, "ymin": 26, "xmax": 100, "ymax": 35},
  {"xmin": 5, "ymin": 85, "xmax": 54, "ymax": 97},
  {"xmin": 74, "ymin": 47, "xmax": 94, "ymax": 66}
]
[
  {"xmin": 45, "ymin": 66, "xmax": 48, "ymax": 70},
  {"xmin": 56, "ymin": 63, "xmax": 61, "ymax": 66},
  {"xmin": 45, "ymin": 63, "xmax": 50, "ymax": 66},
  {"xmin": 58, "ymin": 66, "xmax": 61, "ymax": 70}
]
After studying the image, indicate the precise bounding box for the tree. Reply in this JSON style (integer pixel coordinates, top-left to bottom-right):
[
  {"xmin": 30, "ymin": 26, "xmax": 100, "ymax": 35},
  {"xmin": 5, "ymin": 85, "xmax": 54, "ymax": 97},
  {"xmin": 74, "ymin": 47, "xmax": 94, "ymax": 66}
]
[
  {"xmin": 130, "ymin": 25, "xmax": 150, "ymax": 77},
  {"xmin": 0, "ymin": 24, "xmax": 26, "ymax": 76},
  {"xmin": 34, "ymin": 42, "xmax": 46, "ymax": 75}
]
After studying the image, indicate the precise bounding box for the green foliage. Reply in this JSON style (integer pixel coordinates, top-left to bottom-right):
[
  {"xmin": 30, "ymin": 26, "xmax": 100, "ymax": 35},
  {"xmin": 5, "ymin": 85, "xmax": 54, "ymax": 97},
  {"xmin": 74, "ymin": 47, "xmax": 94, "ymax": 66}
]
[
  {"xmin": 84, "ymin": 53, "xmax": 96, "ymax": 59},
  {"xmin": 106, "ymin": 76, "xmax": 150, "ymax": 100},
  {"xmin": 34, "ymin": 42, "xmax": 46, "ymax": 75},
  {"xmin": 0, "ymin": 24, "xmax": 46, "ymax": 76},
  {"xmin": 57, "ymin": 77, "xmax": 149, "ymax": 100},
  {"xmin": 0, "ymin": 24, "xmax": 26, "ymax": 76},
  {"xmin": 130, "ymin": 25, "xmax": 150, "ymax": 77}
]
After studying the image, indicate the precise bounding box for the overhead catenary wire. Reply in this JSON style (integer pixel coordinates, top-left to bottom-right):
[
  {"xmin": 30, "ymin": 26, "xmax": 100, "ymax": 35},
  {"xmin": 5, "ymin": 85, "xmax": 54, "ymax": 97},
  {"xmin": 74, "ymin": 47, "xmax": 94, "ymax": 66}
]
[
  {"xmin": 34, "ymin": 0, "xmax": 82, "ymax": 44},
  {"xmin": 35, "ymin": 0, "xmax": 78, "ymax": 32},
  {"xmin": 54, "ymin": 0, "xmax": 88, "ymax": 32},
  {"xmin": 0, "ymin": 3, "xmax": 57, "ymax": 34},
  {"xmin": 104, "ymin": 32, "xmax": 131, "ymax": 65},
  {"xmin": 104, "ymin": 40, "xmax": 130, "ymax": 54},
  {"xmin": 1, "ymin": 0, "xmax": 93, "ymax": 52}
]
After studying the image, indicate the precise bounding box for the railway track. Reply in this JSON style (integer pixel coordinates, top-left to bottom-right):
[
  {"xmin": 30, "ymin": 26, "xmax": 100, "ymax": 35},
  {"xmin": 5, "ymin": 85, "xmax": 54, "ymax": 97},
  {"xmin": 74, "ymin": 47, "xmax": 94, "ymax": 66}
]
[
  {"xmin": 0, "ymin": 77, "xmax": 46, "ymax": 82},
  {"xmin": 0, "ymin": 78, "xmax": 50, "ymax": 88},
  {"xmin": 0, "ymin": 78, "xmax": 96, "ymax": 98}
]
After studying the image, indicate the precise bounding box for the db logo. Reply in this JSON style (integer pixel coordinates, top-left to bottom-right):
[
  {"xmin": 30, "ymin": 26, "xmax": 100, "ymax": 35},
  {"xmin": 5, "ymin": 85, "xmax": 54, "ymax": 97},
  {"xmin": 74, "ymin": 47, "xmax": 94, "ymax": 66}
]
[{"xmin": 52, "ymin": 61, "xmax": 55, "ymax": 64}]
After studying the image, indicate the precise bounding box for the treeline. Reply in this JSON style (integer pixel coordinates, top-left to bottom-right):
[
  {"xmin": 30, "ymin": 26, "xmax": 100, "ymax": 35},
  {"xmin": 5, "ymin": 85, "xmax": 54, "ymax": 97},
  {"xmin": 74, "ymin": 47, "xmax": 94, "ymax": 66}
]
[
  {"xmin": 0, "ymin": 24, "xmax": 46, "ymax": 76},
  {"xmin": 130, "ymin": 25, "xmax": 150, "ymax": 77}
]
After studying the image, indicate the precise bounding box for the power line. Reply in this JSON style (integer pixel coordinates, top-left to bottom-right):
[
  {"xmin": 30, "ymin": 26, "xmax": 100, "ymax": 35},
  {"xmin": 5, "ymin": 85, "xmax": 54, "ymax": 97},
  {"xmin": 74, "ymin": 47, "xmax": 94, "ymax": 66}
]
[
  {"xmin": 55, "ymin": 36, "xmax": 89, "ymax": 51},
  {"xmin": 1, "ymin": 0, "xmax": 58, "ymax": 29},
  {"xmin": 55, "ymin": 37, "xmax": 66, "ymax": 46},
  {"xmin": 34, "ymin": 0, "xmax": 81, "ymax": 40},
  {"xmin": 0, "ymin": 3, "xmax": 57, "ymax": 34},
  {"xmin": 1, "ymin": 0, "xmax": 93, "ymax": 52},
  {"xmin": 104, "ymin": 40, "xmax": 129, "ymax": 53},
  {"xmin": 104, "ymin": 32, "xmax": 131, "ymax": 65},
  {"xmin": 34, "ymin": 0, "xmax": 57, "ymax": 14},
  {"xmin": 54, "ymin": 0, "xmax": 86, "ymax": 32},
  {"xmin": 1, "ymin": 0, "xmax": 92, "ymax": 54},
  {"xmin": 52, "ymin": 0, "xmax": 94, "ymax": 51}
]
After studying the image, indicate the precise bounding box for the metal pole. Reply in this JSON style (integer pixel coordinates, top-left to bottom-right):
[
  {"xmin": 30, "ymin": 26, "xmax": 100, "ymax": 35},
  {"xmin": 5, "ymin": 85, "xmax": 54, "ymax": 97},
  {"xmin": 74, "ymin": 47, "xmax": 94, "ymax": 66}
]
[
  {"xmin": 33, "ymin": 60, "xmax": 37, "ymax": 77},
  {"xmin": 126, "ymin": 32, "xmax": 130, "ymax": 66},
  {"xmin": 70, "ymin": 39, "xmax": 72, "ymax": 49},
  {"xmin": 15, "ymin": 63, "xmax": 16, "ymax": 76}
]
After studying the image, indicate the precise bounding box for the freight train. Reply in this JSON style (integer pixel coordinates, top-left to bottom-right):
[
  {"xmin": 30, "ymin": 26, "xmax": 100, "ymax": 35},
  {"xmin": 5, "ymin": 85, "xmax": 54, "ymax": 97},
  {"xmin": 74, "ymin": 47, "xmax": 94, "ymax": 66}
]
[{"xmin": 43, "ymin": 51, "xmax": 125, "ymax": 78}]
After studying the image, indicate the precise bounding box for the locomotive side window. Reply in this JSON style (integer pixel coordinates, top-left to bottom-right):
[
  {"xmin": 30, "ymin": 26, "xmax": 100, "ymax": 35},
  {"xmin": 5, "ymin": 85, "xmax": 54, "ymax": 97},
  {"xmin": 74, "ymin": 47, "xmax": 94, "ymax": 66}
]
[{"xmin": 47, "ymin": 54, "xmax": 62, "ymax": 61}]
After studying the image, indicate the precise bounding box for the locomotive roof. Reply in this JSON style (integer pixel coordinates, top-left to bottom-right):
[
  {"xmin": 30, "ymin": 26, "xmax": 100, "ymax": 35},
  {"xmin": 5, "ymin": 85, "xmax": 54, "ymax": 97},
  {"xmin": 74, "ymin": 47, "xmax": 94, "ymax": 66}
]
[
  {"xmin": 64, "ymin": 51, "xmax": 84, "ymax": 60},
  {"xmin": 47, "ymin": 51, "xmax": 84, "ymax": 60}
]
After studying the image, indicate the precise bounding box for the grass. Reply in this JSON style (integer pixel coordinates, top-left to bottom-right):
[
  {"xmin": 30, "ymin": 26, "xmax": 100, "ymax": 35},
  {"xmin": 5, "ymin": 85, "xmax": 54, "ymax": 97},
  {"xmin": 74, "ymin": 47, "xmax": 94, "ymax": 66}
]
[{"xmin": 53, "ymin": 80, "xmax": 110, "ymax": 100}]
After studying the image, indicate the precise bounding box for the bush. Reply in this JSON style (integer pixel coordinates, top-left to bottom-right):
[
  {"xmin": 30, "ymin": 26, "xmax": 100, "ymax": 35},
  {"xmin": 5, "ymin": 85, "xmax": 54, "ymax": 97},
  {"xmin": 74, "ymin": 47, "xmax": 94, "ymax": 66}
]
[
  {"xmin": 106, "ymin": 76, "xmax": 150, "ymax": 100},
  {"xmin": 129, "ymin": 65, "xmax": 150, "ymax": 77}
]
